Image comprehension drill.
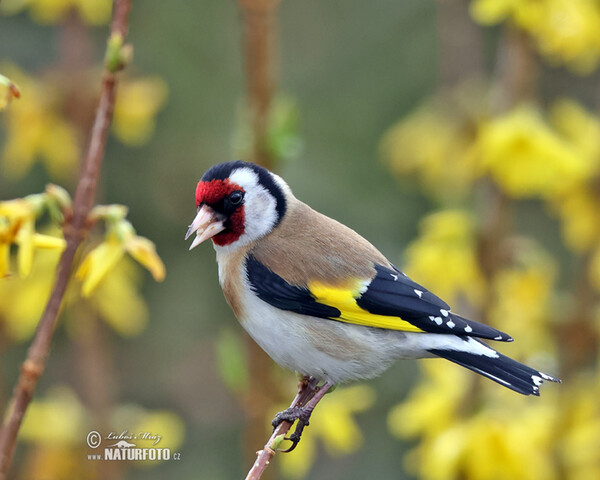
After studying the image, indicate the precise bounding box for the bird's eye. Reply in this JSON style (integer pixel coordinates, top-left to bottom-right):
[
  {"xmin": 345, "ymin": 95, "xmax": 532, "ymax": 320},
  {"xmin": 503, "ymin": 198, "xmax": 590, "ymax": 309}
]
[{"xmin": 229, "ymin": 190, "xmax": 244, "ymax": 206}]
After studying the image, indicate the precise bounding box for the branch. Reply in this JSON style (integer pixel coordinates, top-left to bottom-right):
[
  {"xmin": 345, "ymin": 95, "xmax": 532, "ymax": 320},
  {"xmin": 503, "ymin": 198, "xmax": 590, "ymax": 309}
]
[
  {"xmin": 244, "ymin": 377, "xmax": 317, "ymax": 480},
  {"xmin": 0, "ymin": 2, "xmax": 132, "ymax": 477},
  {"xmin": 238, "ymin": 0, "xmax": 280, "ymax": 169}
]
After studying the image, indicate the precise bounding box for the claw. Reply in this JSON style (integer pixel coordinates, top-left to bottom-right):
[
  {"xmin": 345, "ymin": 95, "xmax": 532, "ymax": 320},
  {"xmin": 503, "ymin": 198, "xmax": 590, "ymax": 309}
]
[
  {"xmin": 279, "ymin": 437, "xmax": 300, "ymax": 453},
  {"xmin": 271, "ymin": 406, "xmax": 313, "ymax": 452}
]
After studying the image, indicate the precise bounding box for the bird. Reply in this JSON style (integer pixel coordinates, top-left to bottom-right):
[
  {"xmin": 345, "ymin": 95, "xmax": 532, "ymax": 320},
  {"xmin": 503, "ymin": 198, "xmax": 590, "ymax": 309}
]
[{"xmin": 185, "ymin": 160, "xmax": 560, "ymax": 446}]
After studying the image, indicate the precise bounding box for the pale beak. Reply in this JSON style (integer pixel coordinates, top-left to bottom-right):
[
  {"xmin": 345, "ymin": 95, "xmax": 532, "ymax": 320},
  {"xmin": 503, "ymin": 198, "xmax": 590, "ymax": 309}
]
[{"xmin": 185, "ymin": 205, "xmax": 226, "ymax": 250}]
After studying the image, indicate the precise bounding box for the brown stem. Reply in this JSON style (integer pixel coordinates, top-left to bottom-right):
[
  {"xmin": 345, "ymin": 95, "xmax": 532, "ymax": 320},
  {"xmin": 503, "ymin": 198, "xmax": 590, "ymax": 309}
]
[
  {"xmin": 238, "ymin": 0, "xmax": 280, "ymax": 169},
  {"xmin": 244, "ymin": 377, "xmax": 318, "ymax": 480},
  {"xmin": 0, "ymin": 2, "xmax": 132, "ymax": 477},
  {"xmin": 492, "ymin": 27, "xmax": 538, "ymax": 112}
]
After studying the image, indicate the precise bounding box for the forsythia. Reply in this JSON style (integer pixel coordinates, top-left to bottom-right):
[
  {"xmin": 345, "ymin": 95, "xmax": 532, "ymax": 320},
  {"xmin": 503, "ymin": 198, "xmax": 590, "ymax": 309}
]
[{"xmin": 383, "ymin": 79, "xmax": 600, "ymax": 479}]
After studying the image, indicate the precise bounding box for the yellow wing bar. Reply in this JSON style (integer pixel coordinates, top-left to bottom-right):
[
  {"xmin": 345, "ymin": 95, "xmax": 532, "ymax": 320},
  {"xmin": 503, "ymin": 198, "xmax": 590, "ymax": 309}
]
[{"xmin": 308, "ymin": 281, "xmax": 425, "ymax": 333}]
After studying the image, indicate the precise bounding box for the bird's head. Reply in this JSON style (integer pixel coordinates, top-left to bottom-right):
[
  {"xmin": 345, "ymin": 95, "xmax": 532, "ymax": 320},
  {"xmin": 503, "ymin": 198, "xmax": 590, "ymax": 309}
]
[{"xmin": 186, "ymin": 161, "xmax": 288, "ymax": 250}]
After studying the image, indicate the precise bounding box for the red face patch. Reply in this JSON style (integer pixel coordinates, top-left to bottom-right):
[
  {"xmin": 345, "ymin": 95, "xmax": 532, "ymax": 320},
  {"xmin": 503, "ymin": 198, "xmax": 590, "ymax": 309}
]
[
  {"xmin": 196, "ymin": 179, "xmax": 239, "ymax": 207},
  {"xmin": 195, "ymin": 179, "xmax": 246, "ymax": 246}
]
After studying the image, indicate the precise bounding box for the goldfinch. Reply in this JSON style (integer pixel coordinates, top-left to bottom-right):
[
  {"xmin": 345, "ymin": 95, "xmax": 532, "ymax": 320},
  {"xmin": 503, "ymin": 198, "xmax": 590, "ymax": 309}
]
[{"xmin": 186, "ymin": 160, "xmax": 559, "ymax": 408}]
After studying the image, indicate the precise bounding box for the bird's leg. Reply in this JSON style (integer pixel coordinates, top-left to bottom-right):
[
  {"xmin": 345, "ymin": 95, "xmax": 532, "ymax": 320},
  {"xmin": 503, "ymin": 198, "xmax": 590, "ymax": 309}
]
[
  {"xmin": 271, "ymin": 376, "xmax": 317, "ymax": 430},
  {"xmin": 271, "ymin": 380, "xmax": 335, "ymax": 453}
]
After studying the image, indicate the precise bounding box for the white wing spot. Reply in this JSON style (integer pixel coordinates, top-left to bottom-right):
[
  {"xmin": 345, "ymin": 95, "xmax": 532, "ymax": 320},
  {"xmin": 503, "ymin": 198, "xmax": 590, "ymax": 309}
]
[
  {"xmin": 391, "ymin": 274, "xmax": 399, "ymax": 281},
  {"xmin": 464, "ymin": 325, "xmax": 473, "ymax": 333},
  {"xmin": 446, "ymin": 320, "xmax": 455, "ymax": 328},
  {"xmin": 434, "ymin": 316, "xmax": 443, "ymax": 325},
  {"xmin": 494, "ymin": 335, "xmax": 503, "ymax": 340},
  {"xmin": 429, "ymin": 316, "xmax": 435, "ymax": 321},
  {"xmin": 414, "ymin": 289, "xmax": 423, "ymax": 298},
  {"xmin": 440, "ymin": 309, "xmax": 449, "ymax": 317},
  {"xmin": 532, "ymin": 375, "xmax": 543, "ymax": 386}
]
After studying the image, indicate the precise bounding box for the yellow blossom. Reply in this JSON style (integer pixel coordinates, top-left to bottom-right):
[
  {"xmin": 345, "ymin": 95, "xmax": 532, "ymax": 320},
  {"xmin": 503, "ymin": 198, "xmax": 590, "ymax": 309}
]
[
  {"xmin": 551, "ymin": 100, "xmax": 600, "ymax": 167},
  {"xmin": 560, "ymin": 380, "xmax": 600, "ymax": 478},
  {"xmin": 381, "ymin": 99, "xmax": 480, "ymax": 200},
  {"xmin": 395, "ymin": 368, "xmax": 560, "ymax": 480},
  {"xmin": 471, "ymin": 0, "xmax": 600, "ymax": 73},
  {"xmin": 19, "ymin": 386, "xmax": 86, "ymax": 446},
  {"xmin": 76, "ymin": 233, "xmax": 125, "ymax": 296},
  {"xmin": 277, "ymin": 385, "xmax": 375, "ymax": 478},
  {"xmin": 89, "ymin": 257, "xmax": 149, "ymax": 337},
  {"xmin": 533, "ymin": 0, "xmax": 600, "ymax": 74},
  {"xmin": 404, "ymin": 210, "xmax": 485, "ymax": 306},
  {"xmin": 0, "ymin": 195, "xmax": 65, "ymax": 278},
  {"xmin": 76, "ymin": 217, "xmax": 165, "ymax": 296},
  {"xmin": 551, "ymin": 186, "xmax": 600, "ymax": 252},
  {"xmin": 113, "ymin": 77, "xmax": 168, "ymax": 146},
  {"xmin": 489, "ymin": 242, "xmax": 556, "ymax": 353},
  {"xmin": 0, "ymin": 0, "xmax": 112, "ymax": 26},
  {"xmin": 0, "ymin": 65, "xmax": 80, "ymax": 181},
  {"xmin": 0, "ymin": 242, "xmax": 61, "ymax": 341},
  {"xmin": 476, "ymin": 105, "xmax": 591, "ymax": 198},
  {"xmin": 74, "ymin": 0, "xmax": 112, "ymax": 26},
  {"xmin": 125, "ymin": 235, "xmax": 166, "ymax": 282},
  {"xmin": 388, "ymin": 361, "xmax": 470, "ymax": 439},
  {"xmin": 470, "ymin": 0, "xmax": 540, "ymax": 26}
]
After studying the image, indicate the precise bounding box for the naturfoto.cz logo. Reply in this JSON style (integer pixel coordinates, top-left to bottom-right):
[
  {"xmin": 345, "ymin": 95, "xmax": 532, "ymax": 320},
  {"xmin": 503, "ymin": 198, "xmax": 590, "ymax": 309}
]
[{"xmin": 86, "ymin": 430, "xmax": 181, "ymax": 462}]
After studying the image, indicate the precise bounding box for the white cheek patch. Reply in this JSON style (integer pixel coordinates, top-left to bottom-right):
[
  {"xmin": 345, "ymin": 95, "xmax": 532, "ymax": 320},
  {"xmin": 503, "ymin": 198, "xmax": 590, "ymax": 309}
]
[{"xmin": 243, "ymin": 188, "xmax": 278, "ymax": 239}]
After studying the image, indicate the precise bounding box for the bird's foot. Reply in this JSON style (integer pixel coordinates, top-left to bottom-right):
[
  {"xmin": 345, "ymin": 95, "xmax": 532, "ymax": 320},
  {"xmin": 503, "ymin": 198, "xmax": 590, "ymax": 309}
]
[{"xmin": 271, "ymin": 406, "xmax": 313, "ymax": 453}]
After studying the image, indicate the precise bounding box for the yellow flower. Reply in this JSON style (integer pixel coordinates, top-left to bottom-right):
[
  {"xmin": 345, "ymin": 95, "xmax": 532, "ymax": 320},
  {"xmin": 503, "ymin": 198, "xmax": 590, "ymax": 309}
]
[
  {"xmin": 381, "ymin": 97, "xmax": 480, "ymax": 200},
  {"xmin": 125, "ymin": 235, "xmax": 166, "ymax": 282},
  {"xmin": 534, "ymin": 0, "xmax": 600, "ymax": 74},
  {"xmin": 388, "ymin": 361, "xmax": 470, "ymax": 440},
  {"xmin": 550, "ymin": 99, "xmax": 600, "ymax": 170},
  {"xmin": 551, "ymin": 186, "xmax": 600, "ymax": 252},
  {"xmin": 76, "ymin": 233, "xmax": 126, "ymax": 296},
  {"xmin": 398, "ymin": 381, "xmax": 559, "ymax": 480},
  {"xmin": 560, "ymin": 380, "xmax": 600, "ymax": 479},
  {"xmin": 76, "ymin": 217, "xmax": 165, "ymax": 296},
  {"xmin": 470, "ymin": 0, "xmax": 539, "ymax": 26},
  {"xmin": 74, "ymin": 0, "xmax": 112, "ymax": 26},
  {"xmin": 19, "ymin": 386, "xmax": 86, "ymax": 446},
  {"xmin": 404, "ymin": 210, "xmax": 485, "ymax": 306},
  {"xmin": 0, "ymin": 0, "xmax": 112, "ymax": 25},
  {"xmin": 476, "ymin": 105, "xmax": 590, "ymax": 198},
  {"xmin": 0, "ymin": 195, "xmax": 66, "ymax": 278},
  {"xmin": 89, "ymin": 257, "xmax": 149, "ymax": 337},
  {"xmin": 1, "ymin": 65, "xmax": 80, "ymax": 181},
  {"xmin": 0, "ymin": 246, "xmax": 61, "ymax": 341},
  {"xmin": 113, "ymin": 77, "xmax": 168, "ymax": 146},
  {"xmin": 489, "ymin": 242, "xmax": 556, "ymax": 353},
  {"xmin": 277, "ymin": 385, "xmax": 375, "ymax": 478},
  {"xmin": 471, "ymin": 0, "xmax": 600, "ymax": 73}
]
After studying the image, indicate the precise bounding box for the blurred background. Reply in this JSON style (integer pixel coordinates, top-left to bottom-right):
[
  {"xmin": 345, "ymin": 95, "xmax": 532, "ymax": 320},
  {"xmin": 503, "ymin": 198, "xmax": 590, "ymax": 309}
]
[{"xmin": 1, "ymin": 0, "xmax": 600, "ymax": 478}]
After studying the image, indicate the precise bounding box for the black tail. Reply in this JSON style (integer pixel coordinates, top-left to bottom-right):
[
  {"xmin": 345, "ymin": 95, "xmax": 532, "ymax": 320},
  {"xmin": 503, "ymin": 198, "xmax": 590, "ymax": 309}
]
[{"xmin": 429, "ymin": 343, "xmax": 561, "ymax": 396}]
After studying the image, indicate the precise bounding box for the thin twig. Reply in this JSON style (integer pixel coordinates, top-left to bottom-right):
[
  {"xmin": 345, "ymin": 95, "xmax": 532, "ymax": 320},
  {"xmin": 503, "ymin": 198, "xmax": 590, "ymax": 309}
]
[
  {"xmin": 0, "ymin": 2, "xmax": 132, "ymax": 477},
  {"xmin": 244, "ymin": 377, "xmax": 317, "ymax": 480}
]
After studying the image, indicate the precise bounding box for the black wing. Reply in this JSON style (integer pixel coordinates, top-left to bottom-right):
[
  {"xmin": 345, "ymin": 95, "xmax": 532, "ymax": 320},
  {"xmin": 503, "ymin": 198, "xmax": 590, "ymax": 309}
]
[{"xmin": 356, "ymin": 264, "xmax": 512, "ymax": 341}]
